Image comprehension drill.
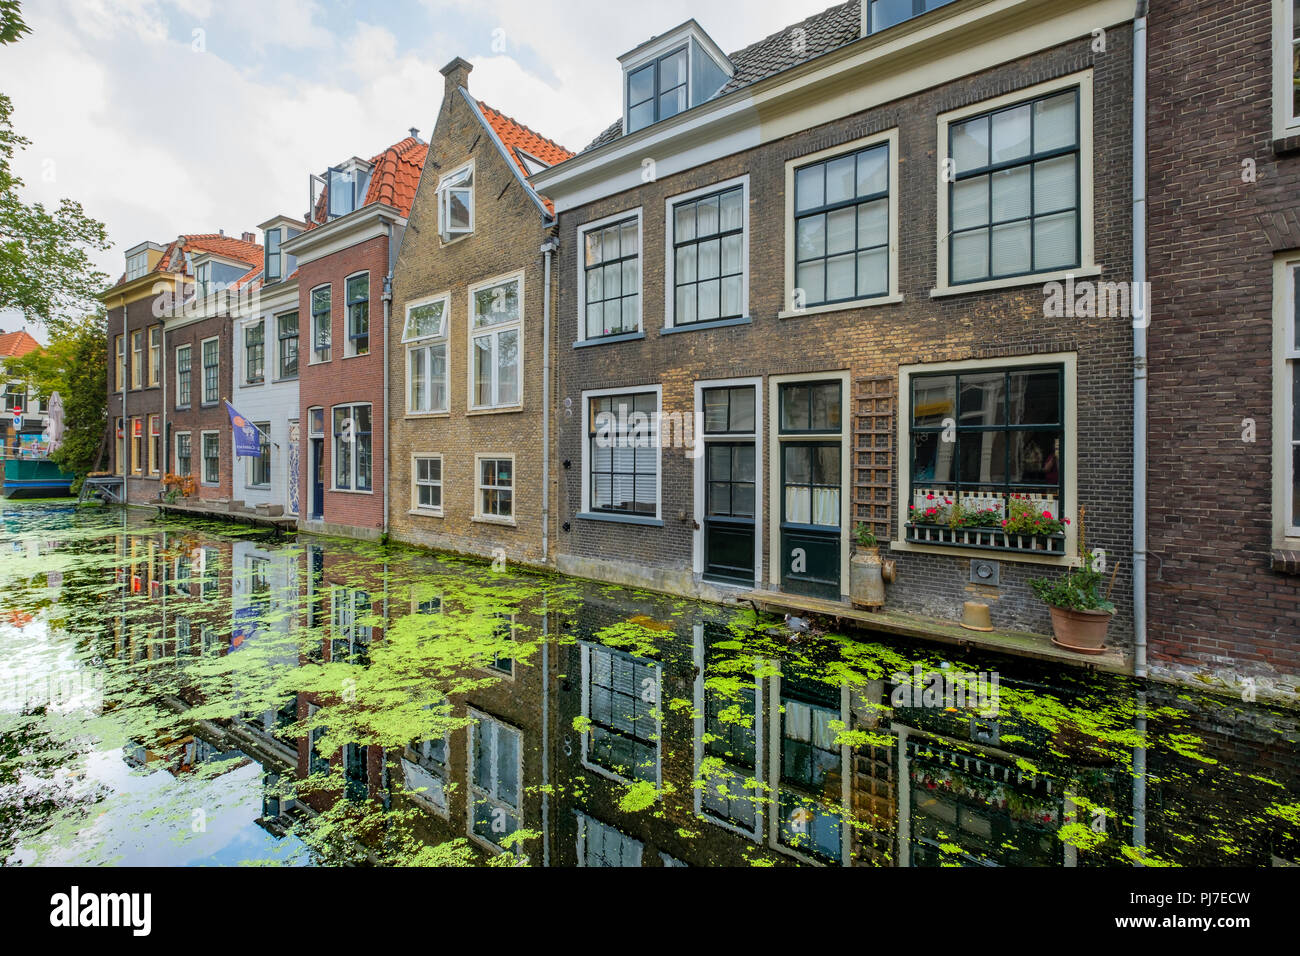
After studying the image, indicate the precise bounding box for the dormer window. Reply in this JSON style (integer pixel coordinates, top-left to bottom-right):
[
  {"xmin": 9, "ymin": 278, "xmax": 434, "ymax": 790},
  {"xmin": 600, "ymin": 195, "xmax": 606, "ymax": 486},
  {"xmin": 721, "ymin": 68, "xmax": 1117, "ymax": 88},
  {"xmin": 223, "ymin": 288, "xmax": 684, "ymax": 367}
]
[
  {"xmin": 515, "ymin": 150, "xmax": 550, "ymax": 177},
  {"xmin": 324, "ymin": 162, "xmax": 372, "ymax": 219},
  {"xmin": 264, "ymin": 228, "xmax": 282, "ymax": 282},
  {"xmin": 437, "ymin": 162, "xmax": 474, "ymax": 241},
  {"xmin": 195, "ymin": 261, "xmax": 211, "ymax": 298},
  {"xmin": 627, "ymin": 47, "xmax": 687, "ymax": 134},
  {"xmin": 619, "ymin": 20, "xmax": 733, "ymax": 136},
  {"xmin": 866, "ymin": 0, "xmax": 959, "ymax": 35},
  {"xmin": 125, "ymin": 252, "xmax": 148, "ymax": 280}
]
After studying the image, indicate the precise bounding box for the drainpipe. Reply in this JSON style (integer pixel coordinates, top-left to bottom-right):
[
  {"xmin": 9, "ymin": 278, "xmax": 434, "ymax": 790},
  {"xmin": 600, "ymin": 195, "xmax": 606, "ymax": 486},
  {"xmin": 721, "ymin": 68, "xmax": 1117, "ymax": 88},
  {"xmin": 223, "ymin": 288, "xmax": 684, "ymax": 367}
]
[
  {"xmin": 382, "ymin": 219, "xmax": 395, "ymax": 541},
  {"xmin": 1132, "ymin": 1, "xmax": 1149, "ymax": 678},
  {"xmin": 540, "ymin": 235, "xmax": 559, "ymax": 564}
]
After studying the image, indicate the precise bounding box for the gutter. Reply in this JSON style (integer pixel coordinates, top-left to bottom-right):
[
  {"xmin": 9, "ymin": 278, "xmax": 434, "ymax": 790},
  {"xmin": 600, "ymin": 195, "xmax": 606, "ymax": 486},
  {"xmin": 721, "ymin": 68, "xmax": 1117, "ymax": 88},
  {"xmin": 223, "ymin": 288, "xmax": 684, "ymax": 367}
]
[
  {"xmin": 382, "ymin": 218, "xmax": 395, "ymax": 541},
  {"xmin": 541, "ymin": 235, "xmax": 559, "ymax": 563},
  {"xmin": 1132, "ymin": 0, "xmax": 1149, "ymax": 678}
]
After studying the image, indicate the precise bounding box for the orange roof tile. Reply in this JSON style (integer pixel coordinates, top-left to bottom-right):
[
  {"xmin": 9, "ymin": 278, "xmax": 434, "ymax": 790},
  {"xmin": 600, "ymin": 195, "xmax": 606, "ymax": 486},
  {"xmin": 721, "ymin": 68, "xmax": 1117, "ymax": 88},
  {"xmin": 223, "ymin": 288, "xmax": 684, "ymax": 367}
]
[
  {"xmin": 309, "ymin": 135, "xmax": 430, "ymax": 226},
  {"xmin": 477, "ymin": 101, "xmax": 574, "ymax": 175},
  {"xmin": 0, "ymin": 330, "xmax": 40, "ymax": 359},
  {"xmin": 109, "ymin": 232, "xmax": 263, "ymax": 289}
]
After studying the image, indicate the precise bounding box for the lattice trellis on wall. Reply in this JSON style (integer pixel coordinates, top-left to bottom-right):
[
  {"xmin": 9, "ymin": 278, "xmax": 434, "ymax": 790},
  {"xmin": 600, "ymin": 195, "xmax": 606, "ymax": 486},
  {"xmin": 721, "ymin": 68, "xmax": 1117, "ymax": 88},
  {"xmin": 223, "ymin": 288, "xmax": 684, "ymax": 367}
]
[{"xmin": 852, "ymin": 376, "xmax": 894, "ymax": 543}]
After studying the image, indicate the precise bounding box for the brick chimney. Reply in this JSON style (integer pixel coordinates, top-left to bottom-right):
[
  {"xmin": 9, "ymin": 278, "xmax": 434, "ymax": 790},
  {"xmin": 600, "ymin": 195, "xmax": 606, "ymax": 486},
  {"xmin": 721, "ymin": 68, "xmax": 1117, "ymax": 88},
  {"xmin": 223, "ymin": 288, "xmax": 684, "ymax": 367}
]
[
  {"xmin": 441, "ymin": 57, "xmax": 473, "ymax": 99},
  {"xmin": 241, "ymin": 231, "xmax": 256, "ymax": 243}
]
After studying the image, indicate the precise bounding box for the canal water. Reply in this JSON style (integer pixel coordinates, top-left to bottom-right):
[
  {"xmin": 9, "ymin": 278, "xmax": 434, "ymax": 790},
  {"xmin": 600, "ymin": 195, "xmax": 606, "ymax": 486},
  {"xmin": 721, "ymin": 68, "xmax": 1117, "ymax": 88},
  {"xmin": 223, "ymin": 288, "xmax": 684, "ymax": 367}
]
[{"xmin": 0, "ymin": 500, "xmax": 1296, "ymax": 867}]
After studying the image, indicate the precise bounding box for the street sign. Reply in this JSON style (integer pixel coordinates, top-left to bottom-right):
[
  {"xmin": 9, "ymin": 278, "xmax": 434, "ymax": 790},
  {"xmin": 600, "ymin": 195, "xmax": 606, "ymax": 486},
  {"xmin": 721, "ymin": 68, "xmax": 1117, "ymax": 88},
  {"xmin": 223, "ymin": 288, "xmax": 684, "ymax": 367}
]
[{"xmin": 11, "ymin": 412, "xmax": 22, "ymax": 429}]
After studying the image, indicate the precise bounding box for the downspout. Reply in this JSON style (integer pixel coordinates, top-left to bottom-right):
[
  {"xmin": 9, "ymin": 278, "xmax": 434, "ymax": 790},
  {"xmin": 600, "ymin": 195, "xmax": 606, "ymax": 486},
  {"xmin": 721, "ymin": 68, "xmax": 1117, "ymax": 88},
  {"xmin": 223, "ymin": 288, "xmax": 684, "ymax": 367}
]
[
  {"xmin": 382, "ymin": 220, "xmax": 394, "ymax": 541},
  {"xmin": 1132, "ymin": 1, "xmax": 1149, "ymax": 678},
  {"xmin": 540, "ymin": 234, "xmax": 558, "ymax": 564}
]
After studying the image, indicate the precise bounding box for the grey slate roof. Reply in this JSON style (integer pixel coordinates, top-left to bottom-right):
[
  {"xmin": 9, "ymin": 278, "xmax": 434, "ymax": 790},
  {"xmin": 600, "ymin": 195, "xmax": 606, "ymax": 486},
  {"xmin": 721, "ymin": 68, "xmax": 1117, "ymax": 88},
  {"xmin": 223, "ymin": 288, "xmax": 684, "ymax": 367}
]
[{"xmin": 581, "ymin": 0, "xmax": 862, "ymax": 153}]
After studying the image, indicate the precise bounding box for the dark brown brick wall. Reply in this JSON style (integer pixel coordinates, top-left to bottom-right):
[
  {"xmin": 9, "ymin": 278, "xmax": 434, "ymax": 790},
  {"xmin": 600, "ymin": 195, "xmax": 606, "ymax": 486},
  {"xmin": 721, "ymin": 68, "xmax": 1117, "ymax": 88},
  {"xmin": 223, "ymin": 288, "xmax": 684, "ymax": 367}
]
[
  {"xmin": 168, "ymin": 311, "xmax": 236, "ymax": 501},
  {"xmin": 106, "ymin": 294, "xmax": 165, "ymax": 503},
  {"xmin": 1146, "ymin": 0, "xmax": 1300, "ymax": 686},
  {"xmin": 555, "ymin": 32, "xmax": 1136, "ymax": 641}
]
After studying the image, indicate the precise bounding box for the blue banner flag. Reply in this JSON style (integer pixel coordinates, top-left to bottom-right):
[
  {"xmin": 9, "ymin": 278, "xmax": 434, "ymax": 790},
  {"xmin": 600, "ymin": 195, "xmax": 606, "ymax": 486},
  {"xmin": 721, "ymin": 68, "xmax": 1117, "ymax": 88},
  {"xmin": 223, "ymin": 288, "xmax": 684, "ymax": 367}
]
[{"xmin": 225, "ymin": 401, "xmax": 262, "ymax": 457}]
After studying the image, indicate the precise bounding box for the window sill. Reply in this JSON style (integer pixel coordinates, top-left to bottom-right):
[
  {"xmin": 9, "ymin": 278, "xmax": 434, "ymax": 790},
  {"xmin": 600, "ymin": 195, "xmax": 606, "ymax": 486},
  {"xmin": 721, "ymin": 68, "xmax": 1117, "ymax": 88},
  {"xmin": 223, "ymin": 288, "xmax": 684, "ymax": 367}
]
[
  {"xmin": 247, "ymin": 483, "xmax": 271, "ymax": 490},
  {"xmin": 200, "ymin": 402, "xmax": 218, "ymax": 409},
  {"xmin": 577, "ymin": 511, "xmax": 663, "ymax": 527},
  {"xmin": 890, "ymin": 537, "xmax": 1078, "ymax": 567},
  {"xmin": 342, "ymin": 351, "xmax": 372, "ymax": 361},
  {"xmin": 408, "ymin": 508, "xmax": 444, "ymax": 519},
  {"xmin": 1272, "ymin": 547, "xmax": 1300, "ymax": 575},
  {"xmin": 473, "ymin": 514, "xmax": 516, "ymax": 526},
  {"xmin": 245, "ymin": 380, "xmax": 265, "ymax": 387},
  {"xmin": 575, "ymin": 331, "xmax": 645, "ymax": 348},
  {"xmin": 931, "ymin": 266, "xmax": 1101, "ymax": 298},
  {"xmin": 467, "ymin": 405, "xmax": 523, "ymax": 416},
  {"xmin": 404, "ymin": 411, "xmax": 450, "ymax": 420},
  {"xmin": 273, "ymin": 375, "xmax": 299, "ymax": 384},
  {"xmin": 330, "ymin": 487, "xmax": 374, "ymax": 495},
  {"xmin": 660, "ymin": 316, "xmax": 751, "ymax": 335},
  {"xmin": 174, "ymin": 405, "xmax": 191, "ymax": 413},
  {"xmin": 777, "ymin": 294, "xmax": 903, "ymax": 319}
]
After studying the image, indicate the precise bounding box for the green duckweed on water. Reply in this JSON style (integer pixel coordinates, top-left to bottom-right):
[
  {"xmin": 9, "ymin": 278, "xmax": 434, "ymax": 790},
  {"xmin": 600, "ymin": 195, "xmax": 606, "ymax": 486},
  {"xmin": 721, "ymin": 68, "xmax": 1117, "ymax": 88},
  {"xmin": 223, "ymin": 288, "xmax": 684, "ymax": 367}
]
[{"xmin": 0, "ymin": 499, "xmax": 1297, "ymax": 867}]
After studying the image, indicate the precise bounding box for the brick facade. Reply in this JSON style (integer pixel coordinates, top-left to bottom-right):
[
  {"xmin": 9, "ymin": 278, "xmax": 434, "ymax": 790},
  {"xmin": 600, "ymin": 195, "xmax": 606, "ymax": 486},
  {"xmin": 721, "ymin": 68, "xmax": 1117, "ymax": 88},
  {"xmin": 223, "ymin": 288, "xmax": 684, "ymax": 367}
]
[
  {"xmin": 1145, "ymin": 0, "xmax": 1300, "ymax": 694},
  {"xmin": 167, "ymin": 311, "xmax": 236, "ymax": 501},
  {"xmin": 106, "ymin": 294, "xmax": 165, "ymax": 502},
  {"xmin": 553, "ymin": 29, "xmax": 1137, "ymax": 644},
  {"xmin": 385, "ymin": 61, "xmax": 564, "ymax": 566},
  {"xmin": 296, "ymin": 234, "xmax": 392, "ymax": 539}
]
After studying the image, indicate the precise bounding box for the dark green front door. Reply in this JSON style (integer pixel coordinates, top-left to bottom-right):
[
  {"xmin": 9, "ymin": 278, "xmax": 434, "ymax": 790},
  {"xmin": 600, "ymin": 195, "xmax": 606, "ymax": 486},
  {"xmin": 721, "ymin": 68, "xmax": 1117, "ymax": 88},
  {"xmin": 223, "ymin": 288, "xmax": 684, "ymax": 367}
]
[
  {"xmin": 704, "ymin": 441, "xmax": 756, "ymax": 584},
  {"xmin": 780, "ymin": 442, "xmax": 841, "ymax": 599}
]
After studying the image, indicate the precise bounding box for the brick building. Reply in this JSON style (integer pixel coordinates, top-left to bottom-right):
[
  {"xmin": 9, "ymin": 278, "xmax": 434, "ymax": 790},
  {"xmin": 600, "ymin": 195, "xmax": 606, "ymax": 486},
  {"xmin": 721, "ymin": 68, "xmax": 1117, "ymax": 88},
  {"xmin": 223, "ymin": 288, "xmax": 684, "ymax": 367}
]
[
  {"xmin": 1144, "ymin": 0, "xmax": 1300, "ymax": 696},
  {"xmin": 386, "ymin": 58, "xmax": 573, "ymax": 565},
  {"xmin": 165, "ymin": 236, "xmax": 264, "ymax": 503},
  {"xmin": 283, "ymin": 135, "xmax": 427, "ymax": 540},
  {"xmin": 103, "ymin": 234, "xmax": 262, "ymax": 503},
  {"xmin": 533, "ymin": 0, "xmax": 1140, "ymax": 648}
]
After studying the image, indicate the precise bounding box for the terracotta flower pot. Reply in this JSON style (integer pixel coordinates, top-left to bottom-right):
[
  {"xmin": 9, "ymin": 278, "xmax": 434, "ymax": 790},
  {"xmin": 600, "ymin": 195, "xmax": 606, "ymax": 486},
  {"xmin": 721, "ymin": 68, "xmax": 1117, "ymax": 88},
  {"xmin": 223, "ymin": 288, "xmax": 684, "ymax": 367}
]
[{"xmin": 1047, "ymin": 605, "xmax": 1112, "ymax": 655}]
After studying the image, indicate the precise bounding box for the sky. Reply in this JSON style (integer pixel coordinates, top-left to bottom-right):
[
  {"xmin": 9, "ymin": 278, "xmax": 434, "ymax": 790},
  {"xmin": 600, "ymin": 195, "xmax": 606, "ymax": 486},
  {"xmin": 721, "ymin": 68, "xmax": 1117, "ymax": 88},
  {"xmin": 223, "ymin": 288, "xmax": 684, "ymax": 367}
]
[{"xmin": 0, "ymin": 0, "xmax": 836, "ymax": 343}]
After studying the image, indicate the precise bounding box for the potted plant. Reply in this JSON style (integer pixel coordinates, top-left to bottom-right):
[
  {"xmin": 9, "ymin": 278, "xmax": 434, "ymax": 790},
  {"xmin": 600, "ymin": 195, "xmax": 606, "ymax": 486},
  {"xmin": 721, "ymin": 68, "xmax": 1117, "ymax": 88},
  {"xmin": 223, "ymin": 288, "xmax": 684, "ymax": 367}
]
[
  {"xmin": 1029, "ymin": 508, "xmax": 1114, "ymax": 655},
  {"xmin": 904, "ymin": 493, "xmax": 1069, "ymax": 554},
  {"xmin": 850, "ymin": 523, "xmax": 894, "ymax": 609}
]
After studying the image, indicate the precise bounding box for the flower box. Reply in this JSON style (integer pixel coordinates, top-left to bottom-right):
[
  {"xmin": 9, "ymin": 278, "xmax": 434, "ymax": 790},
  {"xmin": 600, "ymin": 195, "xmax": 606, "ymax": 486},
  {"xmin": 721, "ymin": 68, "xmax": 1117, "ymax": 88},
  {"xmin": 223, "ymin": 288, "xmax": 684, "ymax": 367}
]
[{"xmin": 904, "ymin": 522, "xmax": 1068, "ymax": 555}]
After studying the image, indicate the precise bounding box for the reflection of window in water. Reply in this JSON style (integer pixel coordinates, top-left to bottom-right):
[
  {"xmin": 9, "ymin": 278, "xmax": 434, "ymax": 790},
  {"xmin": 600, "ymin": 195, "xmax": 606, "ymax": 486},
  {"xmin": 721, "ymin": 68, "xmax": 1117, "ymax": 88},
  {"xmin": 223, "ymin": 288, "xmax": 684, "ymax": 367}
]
[
  {"xmin": 402, "ymin": 722, "xmax": 450, "ymax": 814},
  {"xmin": 700, "ymin": 661, "xmax": 758, "ymax": 831},
  {"xmin": 343, "ymin": 743, "xmax": 368, "ymax": 802},
  {"xmin": 469, "ymin": 712, "xmax": 521, "ymax": 852},
  {"xmin": 778, "ymin": 689, "xmax": 842, "ymax": 862},
  {"xmin": 577, "ymin": 812, "xmax": 643, "ymax": 867},
  {"xmin": 488, "ymin": 613, "xmax": 514, "ymax": 675},
  {"xmin": 331, "ymin": 587, "xmax": 372, "ymax": 664},
  {"xmin": 308, "ymin": 703, "xmax": 328, "ymax": 776},
  {"xmin": 585, "ymin": 645, "xmax": 658, "ymax": 783}
]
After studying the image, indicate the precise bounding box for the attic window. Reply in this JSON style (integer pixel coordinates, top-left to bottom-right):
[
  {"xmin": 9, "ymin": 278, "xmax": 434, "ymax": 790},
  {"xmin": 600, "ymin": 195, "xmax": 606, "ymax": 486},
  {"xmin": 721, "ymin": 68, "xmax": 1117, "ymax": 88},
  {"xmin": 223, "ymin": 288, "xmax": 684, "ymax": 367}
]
[
  {"xmin": 516, "ymin": 150, "xmax": 549, "ymax": 177},
  {"xmin": 867, "ymin": 0, "xmax": 959, "ymax": 35},
  {"xmin": 327, "ymin": 165, "xmax": 371, "ymax": 218},
  {"xmin": 437, "ymin": 163, "xmax": 474, "ymax": 241},
  {"xmin": 627, "ymin": 47, "xmax": 687, "ymax": 134},
  {"xmin": 125, "ymin": 252, "xmax": 148, "ymax": 281}
]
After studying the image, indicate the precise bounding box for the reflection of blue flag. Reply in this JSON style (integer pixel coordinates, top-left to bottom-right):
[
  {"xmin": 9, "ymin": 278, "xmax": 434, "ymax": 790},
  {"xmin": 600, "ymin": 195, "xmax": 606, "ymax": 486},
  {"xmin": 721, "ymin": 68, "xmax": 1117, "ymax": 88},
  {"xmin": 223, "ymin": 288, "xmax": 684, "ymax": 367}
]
[{"xmin": 225, "ymin": 401, "xmax": 261, "ymax": 457}]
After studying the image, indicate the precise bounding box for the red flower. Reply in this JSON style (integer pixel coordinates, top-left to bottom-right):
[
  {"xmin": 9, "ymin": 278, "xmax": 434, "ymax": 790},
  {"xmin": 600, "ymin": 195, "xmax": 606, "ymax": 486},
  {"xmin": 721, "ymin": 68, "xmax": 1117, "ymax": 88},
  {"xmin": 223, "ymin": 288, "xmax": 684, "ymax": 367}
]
[
  {"xmin": 1042, "ymin": 510, "xmax": 1052, "ymax": 518},
  {"xmin": 927, "ymin": 493, "xmax": 935, "ymax": 500}
]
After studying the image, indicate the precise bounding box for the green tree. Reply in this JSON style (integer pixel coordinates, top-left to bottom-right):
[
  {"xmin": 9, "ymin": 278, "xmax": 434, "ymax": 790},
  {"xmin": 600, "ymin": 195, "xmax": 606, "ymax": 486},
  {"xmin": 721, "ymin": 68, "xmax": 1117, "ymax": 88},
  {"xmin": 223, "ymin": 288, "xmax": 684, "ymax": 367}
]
[
  {"xmin": 1, "ymin": 3, "xmax": 109, "ymax": 334},
  {"xmin": 6, "ymin": 313, "xmax": 107, "ymax": 484}
]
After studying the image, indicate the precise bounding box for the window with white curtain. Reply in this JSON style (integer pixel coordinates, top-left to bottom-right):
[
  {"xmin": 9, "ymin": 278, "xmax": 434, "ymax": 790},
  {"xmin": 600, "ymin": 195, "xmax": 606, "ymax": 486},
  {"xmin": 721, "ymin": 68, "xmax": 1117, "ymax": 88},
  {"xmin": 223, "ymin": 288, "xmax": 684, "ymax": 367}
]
[
  {"xmin": 405, "ymin": 294, "xmax": 449, "ymax": 413},
  {"xmin": 469, "ymin": 274, "xmax": 521, "ymax": 409},
  {"xmin": 948, "ymin": 88, "xmax": 1079, "ymax": 284},
  {"xmin": 779, "ymin": 381, "xmax": 842, "ymax": 529},
  {"xmin": 587, "ymin": 391, "xmax": 658, "ymax": 516}
]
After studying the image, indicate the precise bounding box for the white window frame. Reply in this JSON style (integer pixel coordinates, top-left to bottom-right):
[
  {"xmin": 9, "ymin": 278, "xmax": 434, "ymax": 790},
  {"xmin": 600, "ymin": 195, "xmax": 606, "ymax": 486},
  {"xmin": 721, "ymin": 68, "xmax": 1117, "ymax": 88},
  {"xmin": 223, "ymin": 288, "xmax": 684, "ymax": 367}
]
[
  {"xmin": 467, "ymin": 270, "xmax": 525, "ymax": 411},
  {"xmin": 893, "ymin": 351, "xmax": 1079, "ymax": 565},
  {"xmin": 309, "ymin": 283, "xmax": 332, "ymax": 365},
  {"xmin": 692, "ymin": 376, "xmax": 763, "ymax": 587},
  {"xmin": 331, "ymin": 402, "xmax": 373, "ymax": 493},
  {"xmin": 174, "ymin": 343, "xmax": 192, "ymax": 408},
  {"xmin": 403, "ymin": 291, "xmax": 450, "ymax": 415},
  {"xmin": 577, "ymin": 208, "xmax": 643, "ymax": 342},
  {"xmin": 200, "ymin": 336, "xmax": 220, "ymax": 406},
  {"xmin": 246, "ymin": 421, "xmax": 272, "ymax": 489},
  {"xmin": 663, "ymin": 174, "xmax": 750, "ymax": 329},
  {"xmin": 411, "ymin": 453, "xmax": 443, "ymax": 516},
  {"xmin": 200, "ymin": 430, "xmax": 220, "ymax": 486},
  {"xmin": 1273, "ymin": 0, "xmax": 1300, "ymax": 139},
  {"xmin": 343, "ymin": 270, "xmax": 371, "ymax": 358},
  {"xmin": 125, "ymin": 252, "xmax": 148, "ymax": 280},
  {"xmin": 242, "ymin": 318, "xmax": 265, "ymax": 385},
  {"xmin": 1274, "ymin": 255, "xmax": 1300, "ymax": 545},
  {"xmin": 474, "ymin": 453, "xmax": 515, "ymax": 524},
  {"xmin": 466, "ymin": 709, "xmax": 523, "ymax": 855},
  {"xmin": 437, "ymin": 159, "xmax": 475, "ymax": 242},
  {"xmin": 934, "ymin": 70, "xmax": 1097, "ymax": 297},
  {"xmin": 579, "ymin": 384, "xmax": 663, "ymax": 524},
  {"xmin": 781, "ymin": 128, "xmax": 901, "ymax": 318},
  {"xmin": 174, "ymin": 430, "xmax": 192, "ymax": 477}
]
